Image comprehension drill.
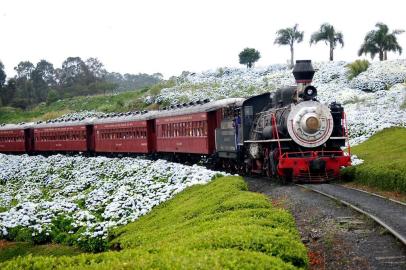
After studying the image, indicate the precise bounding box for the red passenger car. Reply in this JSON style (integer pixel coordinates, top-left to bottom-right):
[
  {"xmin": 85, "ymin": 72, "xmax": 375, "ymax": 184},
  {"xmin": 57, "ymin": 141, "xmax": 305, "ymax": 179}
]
[
  {"xmin": 33, "ymin": 121, "xmax": 94, "ymax": 152},
  {"xmin": 155, "ymin": 99, "xmax": 244, "ymax": 155},
  {"xmin": 0, "ymin": 124, "xmax": 33, "ymax": 152},
  {"xmin": 93, "ymin": 113, "xmax": 157, "ymax": 153}
]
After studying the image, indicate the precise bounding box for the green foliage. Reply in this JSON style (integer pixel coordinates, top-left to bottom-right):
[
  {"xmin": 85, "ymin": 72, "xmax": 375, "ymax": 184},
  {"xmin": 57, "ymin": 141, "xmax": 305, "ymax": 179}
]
[
  {"xmin": 0, "ymin": 90, "xmax": 145, "ymax": 123},
  {"xmin": 358, "ymin": 23, "xmax": 404, "ymax": 61},
  {"xmin": 0, "ymin": 61, "xmax": 6, "ymax": 88},
  {"xmin": 3, "ymin": 214, "xmax": 106, "ymax": 252},
  {"xmin": 0, "ymin": 176, "xmax": 308, "ymax": 269},
  {"xmin": 274, "ymin": 24, "xmax": 304, "ymax": 67},
  {"xmin": 0, "ymin": 57, "xmax": 162, "ymax": 110},
  {"xmin": 342, "ymin": 127, "xmax": 406, "ymax": 193},
  {"xmin": 239, "ymin": 48, "xmax": 261, "ymax": 68},
  {"xmin": 75, "ymin": 198, "xmax": 86, "ymax": 209},
  {"xmin": 146, "ymin": 79, "xmax": 176, "ymax": 97},
  {"xmin": 46, "ymin": 89, "xmax": 59, "ymax": 105},
  {"xmin": 0, "ymin": 77, "xmax": 178, "ymax": 123},
  {"xmin": 346, "ymin": 59, "xmax": 370, "ymax": 80},
  {"xmin": 0, "ymin": 242, "xmax": 82, "ymax": 263},
  {"xmin": 310, "ymin": 23, "xmax": 344, "ymax": 61}
]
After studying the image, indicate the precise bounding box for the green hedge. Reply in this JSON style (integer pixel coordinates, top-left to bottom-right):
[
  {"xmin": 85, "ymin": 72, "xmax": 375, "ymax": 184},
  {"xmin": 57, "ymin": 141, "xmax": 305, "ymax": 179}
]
[
  {"xmin": 342, "ymin": 127, "xmax": 406, "ymax": 193},
  {"xmin": 0, "ymin": 176, "xmax": 308, "ymax": 269},
  {"xmin": 346, "ymin": 59, "xmax": 370, "ymax": 80}
]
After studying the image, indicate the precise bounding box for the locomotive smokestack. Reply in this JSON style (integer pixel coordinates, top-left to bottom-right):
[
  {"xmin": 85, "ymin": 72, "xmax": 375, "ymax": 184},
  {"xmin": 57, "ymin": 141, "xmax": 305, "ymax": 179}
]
[
  {"xmin": 293, "ymin": 60, "xmax": 317, "ymax": 101},
  {"xmin": 292, "ymin": 60, "xmax": 315, "ymax": 84}
]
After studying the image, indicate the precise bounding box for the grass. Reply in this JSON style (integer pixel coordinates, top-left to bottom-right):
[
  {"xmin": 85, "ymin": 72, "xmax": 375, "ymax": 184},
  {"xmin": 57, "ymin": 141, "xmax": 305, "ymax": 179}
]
[
  {"xmin": 0, "ymin": 91, "xmax": 146, "ymax": 124},
  {"xmin": 0, "ymin": 241, "xmax": 82, "ymax": 263},
  {"xmin": 0, "ymin": 80, "xmax": 177, "ymax": 124},
  {"xmin": 342, "ymin": 182, "xmax": 406, "ymax": 203},
  {"xmin": 342, "ymin": 127, "xmax": 406, "ymax": 193},
  {"xmin": 0, "ymin": 176, "xmax": 308, "ymax": 269},
  {"xmin": 346, "ymin": 59, "xmax": 370, "ymax": 80}
]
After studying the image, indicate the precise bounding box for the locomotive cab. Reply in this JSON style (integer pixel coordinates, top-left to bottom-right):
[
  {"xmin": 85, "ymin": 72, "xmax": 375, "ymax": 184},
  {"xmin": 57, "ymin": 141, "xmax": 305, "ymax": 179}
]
[{"xmin": 215, "ymin": 104, "xmax": 243, "ymax": 159}]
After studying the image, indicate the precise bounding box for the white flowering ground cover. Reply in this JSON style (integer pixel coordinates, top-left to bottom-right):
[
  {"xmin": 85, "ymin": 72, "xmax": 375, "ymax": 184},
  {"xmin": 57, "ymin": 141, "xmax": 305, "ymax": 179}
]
[
  {"xmin": 148, "ymin": 60, "xmax": 406, "ymax": 148},
  {"xmin": 32, "ymin": 61, "xmax": 405, "ymax": 149},
  {"xmin": 0, "ymin": 154, "xmax": 225, "ymax": 251}
]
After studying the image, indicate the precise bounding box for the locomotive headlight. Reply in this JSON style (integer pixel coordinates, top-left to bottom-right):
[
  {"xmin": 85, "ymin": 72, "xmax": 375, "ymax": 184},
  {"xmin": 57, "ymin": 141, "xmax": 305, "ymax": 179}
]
[
  {"xmin": 301, "ymin": 114, "xmax": 321, "ymax": 134},
  {"xmin": 287, "ymin": 101, "xmax": 333, "ymax": 148},
  {"xmin": 302, "ymin": 85, "xmax": 318, "ymax": 100}
]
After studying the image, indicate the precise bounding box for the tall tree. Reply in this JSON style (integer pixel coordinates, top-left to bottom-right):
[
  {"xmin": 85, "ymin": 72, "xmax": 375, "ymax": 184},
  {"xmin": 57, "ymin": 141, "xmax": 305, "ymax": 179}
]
[
  {"xmin": 239, "ymin": 48, "xmax": 261, "ymax": 68},
  {"xmin": 13, "ymin": 61, "xmax": 35, "ymax": 107},
  {"xmin": 358, "ymin": 23, "xmax": 404, "ymax": 61},
  {"xmin": 0, "ymin": 78, "xmax": 16, "ymax": 106},
  {"xmin": 85, "ymin": 57, "xmax": 106, "ymax": 80},
  {"xmin": 0, "ymin": 61, "xmax": 7, "ymax": 106},
  {"xmin": 310, "ymin": 23, "xmax": 344, "ymax": 61},
  {"xmin": 0, "ymin": 61, "xmax": 6, "ymax": 89},
  {"xmin": 33, "ymin": 60, "xmax": 55, "ymax": 86},
  {"xmin": 31, "ymin": 60, "xmax": 55, "ymax": 102},
  {"xmin": 153, "ymin": 73, "xmax": 164, "ymax": 80},
  {"xmin": 274, "ymin": 24, "xmax": 304, "ymax": 67},
  {"xmin": 60, "ymin": 57, "xmax": 89, "ymax": 87},
  {"xmin": 14, "ymin": 61, "xmax": 35, "ymax": 80}
]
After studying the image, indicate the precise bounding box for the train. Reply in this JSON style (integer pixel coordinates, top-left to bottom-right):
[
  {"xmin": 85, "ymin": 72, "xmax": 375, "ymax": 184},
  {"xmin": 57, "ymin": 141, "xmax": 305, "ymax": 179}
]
[{"xmin": 0, "ymin": 60, "xmax": 351, "ymax": 183}]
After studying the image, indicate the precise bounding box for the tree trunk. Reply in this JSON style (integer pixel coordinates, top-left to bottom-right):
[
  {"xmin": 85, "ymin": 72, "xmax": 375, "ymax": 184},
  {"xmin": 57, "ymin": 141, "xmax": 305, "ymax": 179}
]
[
  {"xmin": 379, "ymin": 50, "xmax": 384, "ymax": 61},
  {"xmin": 329, "ymin": 43, "xmax": 334, "ymax": 61},
  {"xmin": 384, "ymin": 51, "xmax": 388, "ymax": 60},
  {"xmin": 290, "ymin": 45, "xmax": 294, "ymax": 68}
]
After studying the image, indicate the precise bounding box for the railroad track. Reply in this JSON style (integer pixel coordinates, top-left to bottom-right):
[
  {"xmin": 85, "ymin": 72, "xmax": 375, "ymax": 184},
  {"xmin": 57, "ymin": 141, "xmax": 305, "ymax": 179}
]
[
  {"xmin": 245, "ymin": 177, "xmax": 406, "ymax": 269},
  {"xmin": 297, "ymin": 183, "xmax": 406, "ymax": 246}
]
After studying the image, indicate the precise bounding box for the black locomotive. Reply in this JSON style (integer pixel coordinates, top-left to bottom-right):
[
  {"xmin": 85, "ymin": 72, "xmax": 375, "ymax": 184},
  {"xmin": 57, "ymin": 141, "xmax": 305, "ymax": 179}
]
[{"xmin": 215, "ymin": 60, "xmax": 351, "ymax": 182}]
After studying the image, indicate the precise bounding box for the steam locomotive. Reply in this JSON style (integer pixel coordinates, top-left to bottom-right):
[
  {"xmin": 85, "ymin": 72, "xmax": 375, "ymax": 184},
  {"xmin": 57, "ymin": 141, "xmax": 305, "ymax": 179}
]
[
  {"xmin": 220, "ymin": 60, "xmax": 352, "ymax": 182},
  {"xmin": 0, "ymin": 60, "xmax": 351, "ymax": 183}
]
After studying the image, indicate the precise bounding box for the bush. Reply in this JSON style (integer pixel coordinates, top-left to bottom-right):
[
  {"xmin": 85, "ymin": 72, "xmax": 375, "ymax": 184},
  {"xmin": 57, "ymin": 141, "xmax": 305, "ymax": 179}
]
[
  {"xmin": 0, "ymin": 176, "xmax": 308, "ymax": 269},
  {"xmin": 46, "ymin": 90, "xmax": 59, "ymax": 105},
  {"xmin": 346, "ymin": 59, "xmax": 370, "ymax": 80},
  {"xmin": 342, "ymin": 127, "xmax": 406, "ymax": 193}
]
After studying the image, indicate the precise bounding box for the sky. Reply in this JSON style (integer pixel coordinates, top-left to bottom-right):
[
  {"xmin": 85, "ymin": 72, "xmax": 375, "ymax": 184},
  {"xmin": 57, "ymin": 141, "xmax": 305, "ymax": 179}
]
[{"xmin": 1, "ymin": 0, "xmax": 406, "ymax": 78}]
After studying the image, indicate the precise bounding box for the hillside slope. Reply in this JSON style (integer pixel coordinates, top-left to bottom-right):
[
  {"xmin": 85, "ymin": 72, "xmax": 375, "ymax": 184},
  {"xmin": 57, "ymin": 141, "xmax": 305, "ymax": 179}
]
[
  {"xmin": 0, "ymin": 90, "xmax": 146, "ymax": 124},
  {"xmin": 2, "ymin": 61, "xmax": 405, "ymax": 147},
  {"xmin": 343, "ymin": 127, "xmax": 406, "ymax": 192}
]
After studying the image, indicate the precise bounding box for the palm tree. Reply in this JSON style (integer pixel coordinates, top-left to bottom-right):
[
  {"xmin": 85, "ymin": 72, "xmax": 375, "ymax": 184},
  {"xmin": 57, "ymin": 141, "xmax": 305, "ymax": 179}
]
[
  {"xmin": 358, "ymin": 23, "xmax": 404, "ymax": 61},
  {"xmin": 310, "ymin": 23, "xmax": 344, "ymax": 61},
  {"xmin": 274, "ymin": 24, "xmax": 304, "ymax": 67}
]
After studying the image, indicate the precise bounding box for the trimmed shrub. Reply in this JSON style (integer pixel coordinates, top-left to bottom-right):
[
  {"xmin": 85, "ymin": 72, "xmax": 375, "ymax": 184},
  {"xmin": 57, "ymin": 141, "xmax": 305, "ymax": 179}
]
[
  {"xmin": 346, "ymin": 59, "xmax": 370, "ymax": 80},
  {"xmin": 342, "ymin": 127, "xmax": 406, "ymax": 193}
]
